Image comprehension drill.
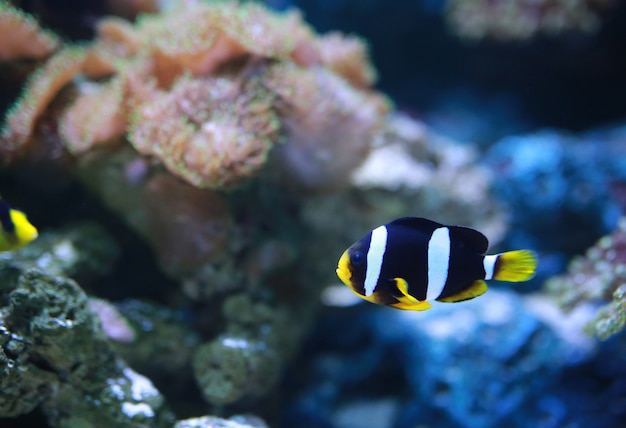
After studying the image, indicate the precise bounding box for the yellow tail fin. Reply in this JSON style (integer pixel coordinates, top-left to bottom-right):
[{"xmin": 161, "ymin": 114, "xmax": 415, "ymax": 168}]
[{"xmin": 492, "ymin": 250, "xmax": 537, "ymax": 282}]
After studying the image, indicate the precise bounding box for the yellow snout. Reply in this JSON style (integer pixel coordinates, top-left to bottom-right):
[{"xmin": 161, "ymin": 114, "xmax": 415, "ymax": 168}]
[{"xmin": 336, "ymin": 249, "xmax": 352, "ymax": 287}]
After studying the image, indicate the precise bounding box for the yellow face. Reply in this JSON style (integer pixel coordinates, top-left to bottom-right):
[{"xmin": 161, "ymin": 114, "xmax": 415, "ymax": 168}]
[
  {"xmin": 7, "ymin": 209, "xmax": 38, "ymax": 249},
  {"xmin": 336, "ymin": 243, "xmax": 382, "ymax": 305},
  {"xmin": 336, "ymin": 242, "xmax": 369, "ymax": 297},
  {"xmin": 336, "ymin": 249, "xmax": 352, "ymax": 289},
  {"xmin": 14, "ymin": 211, "xmax": 38, "ymax": 241}
]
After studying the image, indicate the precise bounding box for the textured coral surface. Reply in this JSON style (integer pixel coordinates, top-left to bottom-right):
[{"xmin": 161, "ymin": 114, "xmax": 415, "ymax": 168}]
[{"xmin": 1, "ymin": 0, "xmax": 626, "ymax": 427}]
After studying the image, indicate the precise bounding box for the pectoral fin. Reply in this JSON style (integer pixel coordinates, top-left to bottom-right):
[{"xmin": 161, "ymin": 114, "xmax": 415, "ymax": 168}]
[{"xmin": 389, "ymin": 277, "xmax": 433, "ymax": 311}]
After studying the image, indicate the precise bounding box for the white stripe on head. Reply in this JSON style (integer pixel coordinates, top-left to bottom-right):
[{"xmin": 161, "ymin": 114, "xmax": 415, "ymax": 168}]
[
  {"xmin": 426, "ymin": 227, "xmax": 451, "ymax": 301},
  {"xmin": 483, "ymin": 255, "xmax": 497, "ymax": 280},
  {"xmin": 364, "ymin": 225, "xmax": 388, "ymax": 297}
]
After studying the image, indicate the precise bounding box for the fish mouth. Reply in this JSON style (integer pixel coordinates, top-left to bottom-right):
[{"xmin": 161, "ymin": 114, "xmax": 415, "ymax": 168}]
[
  {"xmin": 336, "ymin": 266, "xmax": 351, "ymax": 286},
  {"xmin": 336, "ymin": 250, "xmax": 352, "ymax": 286}
]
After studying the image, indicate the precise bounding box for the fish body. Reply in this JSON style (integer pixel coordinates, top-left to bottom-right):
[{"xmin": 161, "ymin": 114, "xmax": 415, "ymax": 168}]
[
  {"xmin": 0, "ymin": 199, "xmax": 38, "ymax": 251},
  {"xmin": 336, "ymin": 217, "xmax": 537, "ymax": 311}
]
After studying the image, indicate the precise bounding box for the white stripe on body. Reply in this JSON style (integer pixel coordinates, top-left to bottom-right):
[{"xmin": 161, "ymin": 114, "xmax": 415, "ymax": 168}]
[
  {"xmin": 364, "ymin": 225, "xmax": 388, "ymax": 297},
  {"xmin": 426, "ymin": 227, "xmax": 451, "ymax": 301},
  {"xmin": 483, "ymin": 254, "xmax": 498, "ymax": 280}
]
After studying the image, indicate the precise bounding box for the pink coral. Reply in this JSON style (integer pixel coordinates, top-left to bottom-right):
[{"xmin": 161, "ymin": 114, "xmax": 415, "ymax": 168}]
[
  {"xmin": 89, "ymin": 298, "xmax": 136, "ymax": 343},
  {"xmin": 3, "ymin": 1, "xmax": 386, "ymax": 191},
  {"xmin": 60, "ymin": 76, "xmax": 128, "ymax": 154},
  {"xmin": 3, "ymin": 47, "xmax": 85, "ymax": 147},
  {"xmin": 83, "ymin": 17, "xmax": 141, "ymax": 78},
  {"xmin": 0, "ymin": 1, "xmax": 59, "ymax": 61},
  {"xmin": 129, "ymin": 71, "xmax": 280, "ymax": 189},
  {"xmin": 142, "ymin": 173, "xmax": 234, "ymax": 275},
  {"xmin": 266, "ymin": 63, "xmax": 389, "ymax": 190},
  {"xmin": 316, "ymin": 32, "xmax": 377, "ymax": 88}
]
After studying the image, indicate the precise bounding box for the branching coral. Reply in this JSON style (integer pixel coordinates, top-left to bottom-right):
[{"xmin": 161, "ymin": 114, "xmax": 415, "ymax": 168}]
[
  {"xmin": 0, "ymin": 1, "xmax": 59, "ymax": 61},
  {"xmin": 545, "ymin": 217, "xmax": 626, "ymax": 340},
  {"xmin": 446, "ymin": 0, "xmax": 611, "ymax": 41}
]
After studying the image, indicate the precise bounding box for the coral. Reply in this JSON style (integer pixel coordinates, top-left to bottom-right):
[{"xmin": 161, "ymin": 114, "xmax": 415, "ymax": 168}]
[
  {"xmin": 0, "ymin": 268, "xmax": 174, "ymax": 427},
  {"xmin": 193, "ymin": 334, "xmax": 281, "ymax": 405},
  {"xmin": 0, "ymin": 222, "xmax": 119, "ymax": 286},
  {"xmin": 545, "ymin": 217, "xmax": 626, "ymax": 340},
  {"xmin": 133, "ymin": 167, "xmax": 236, "ymax": 273},
  {"xmin": 105, "ymin": 0, "xmax": 160, "ymax": 19},
  {"xmin": 89, "ymin": 298, "xmax": 136, "ymax": 344},
  {"xmin": 0, "ymin": 224, "xmax": 179, "ymax": 426},
  {"xmin": 2, "ymin": 46, "xmax": 86, "ymax": 149},
  {"xmin": 302, "ymin": 113, "xmax": 506, "ymax": 254},
  {"xmin": 135, "ymin": 1, "xmax": 318, "ymax": 76},
  {"xmin": 2, "ymin": 0, "xmax": 386, "ymax": 191},
  {"xmin": 485, "ymin": 127, "xmax": 626, "ymax": 278},
  {"xmin": 0, "ymin": 1, "xmax": 59, "ymax": 61},
  {"xmin": 316, "ymin": 32, "xmax": 377, "ymax": 88},
  {"xmin": 174, "ymin": 415, "xmax": 268, "ymax": 428},
  {"xmin": 192, "ymin": 293, "xmax": 298, "ymax": 405},
  {"xmin": 75, "ymin": 147, "xmax": 240, "ymax": 282},
  {"xmin": 284, "ymin": 290, "xmax": 595, "ymax": 428},
  {"xmin": 266, "ymin": 63, "xmax": 388, "ymax": 190},
  {"xmin": 129, "ymin": 71, "xmax": 281, "ymax": 189},
  {"xmin": 82, "ymin": 18, "xmax": 141, "ymax": 78},
  {"xmin": 446, "ymin": 0, "xmax": 611, "ymax": 41},
  {"xmin": 113, "ymin": 299, "xmax": 200, "ymax": 376},
  {"xmin": 59, "ymin": 76, "xmax": 129, "ymax": 154}
]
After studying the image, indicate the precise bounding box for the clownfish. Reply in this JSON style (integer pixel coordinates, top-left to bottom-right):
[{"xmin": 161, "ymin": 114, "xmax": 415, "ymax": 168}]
[
  {"xmin": 0, "ymin": 198, "xmax": 38, "ymax": 251},
  {"xmin": 336, "ymin": 217, "xmax": 537, "ymax": 311}
]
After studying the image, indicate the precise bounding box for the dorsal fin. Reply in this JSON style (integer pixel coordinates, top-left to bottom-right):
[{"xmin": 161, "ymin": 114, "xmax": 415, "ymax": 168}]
[
  {"xmin": 448, "ymin": 225, "xmax": 489, "ymax": 254},
  {"xmin": 387, "ymin": 217, "xmax": 443, "ymax": 232},
  {"xmin": 387, "ymin": 217, "xmax": 488, "ymax": 253},
  {"xmin": 0, "ymin": 200, "xmax": 15, "ymax": 233}
]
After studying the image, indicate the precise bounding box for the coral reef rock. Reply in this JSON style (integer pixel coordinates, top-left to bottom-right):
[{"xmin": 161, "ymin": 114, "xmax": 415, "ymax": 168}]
[
  {"xmin": 284, "ymin": 290, "xmax": 596, "ymax": 428},
  {"xmin": 174, "ymin": 414, "xmax": 268, "ymax": 428},
  {"xmin": 193, "ymin": 293, "xmax": 299, "ymax": 405},
  {"xmin": 0, "ymin": 268, "xmax": 174, "ymax": 427},
  {"xmin": 446, "ymin": 0, "xmax": 612, "ymax": 41},
  {"xmin": 546, "ymin": 217, "xmax": 626, "ymax": 340},
  {"xmin": 486, "ymin": 127, "xmax": 626, "ymax": 278}
]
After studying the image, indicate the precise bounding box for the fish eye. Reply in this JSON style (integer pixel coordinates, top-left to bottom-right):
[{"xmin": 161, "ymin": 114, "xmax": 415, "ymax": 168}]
[{"xmin": 350, "ymin": 251, "xmax": 365, "ymax": 267}]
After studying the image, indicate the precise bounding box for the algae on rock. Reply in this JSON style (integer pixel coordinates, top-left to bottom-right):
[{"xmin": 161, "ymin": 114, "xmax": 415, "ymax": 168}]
[
  {"xmin": 546, "ymin": 217, "xmax": 626, "ymax": 340},
  {"xmin": 0, "ymin": 224, "xmax": 173, "ymax": 427}
]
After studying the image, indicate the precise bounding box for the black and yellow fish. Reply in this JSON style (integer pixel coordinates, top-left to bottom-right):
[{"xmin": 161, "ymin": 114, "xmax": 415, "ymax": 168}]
[
  {"xmin": 336, "ymin": 217, "xmax": 537, "ymax": 311},
  {"xmin": 0, "ymin": 198, "xmax": 38, "ymax": 251}
]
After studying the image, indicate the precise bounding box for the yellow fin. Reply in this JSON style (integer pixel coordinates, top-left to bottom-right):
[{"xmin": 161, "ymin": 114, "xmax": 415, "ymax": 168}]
[
  {"xmin": 0, "ymin": 209, "xmax": 38, "ymax": 252},
  {"xmin": 493, "ymin": 250, "xmax": 537, "ymax": 282},
  {"xmin": 437, "ymin": 280, "xmax": 487, "ymax": 303},
  {"xmin": 389, "ymin": 278, "xmax": 433, "ymax": 311}
]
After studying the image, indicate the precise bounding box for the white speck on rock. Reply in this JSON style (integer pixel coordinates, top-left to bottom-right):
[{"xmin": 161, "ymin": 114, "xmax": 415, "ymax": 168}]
[
  {"xmin": 222, "ymin": 337, "xmax": 249, "ymax": 349},
  {"xmin": 122, "ymin": 402, "xmax": 155, "ymax": 418},
  {"xmin": 124, "ymin": 367, "xmax": 159, "ymax": 401}
]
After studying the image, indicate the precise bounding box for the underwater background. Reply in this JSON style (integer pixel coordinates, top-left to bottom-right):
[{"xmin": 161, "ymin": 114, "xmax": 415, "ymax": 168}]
[{"xmin": 1, "ymin": 0, "xmax": 626, "ymax": 427}]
